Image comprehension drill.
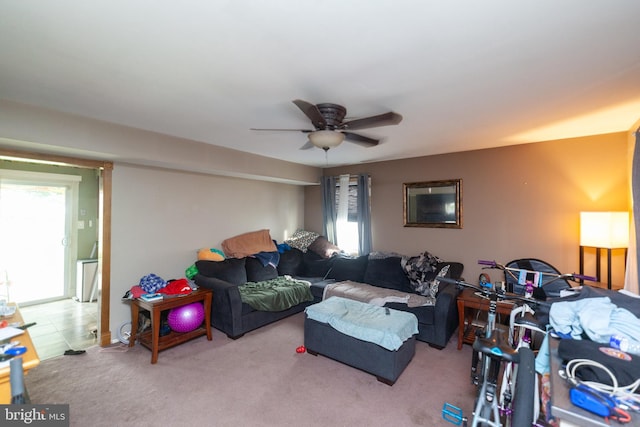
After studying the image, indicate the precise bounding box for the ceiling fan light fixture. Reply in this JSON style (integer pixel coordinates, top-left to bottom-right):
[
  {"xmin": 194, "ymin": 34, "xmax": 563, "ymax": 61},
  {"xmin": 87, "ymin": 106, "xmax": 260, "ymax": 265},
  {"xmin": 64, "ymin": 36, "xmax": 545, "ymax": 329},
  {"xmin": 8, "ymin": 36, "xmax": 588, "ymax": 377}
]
[{"xmin": 308, "ymin": 130, "xmax": 344, "ymax": 149}]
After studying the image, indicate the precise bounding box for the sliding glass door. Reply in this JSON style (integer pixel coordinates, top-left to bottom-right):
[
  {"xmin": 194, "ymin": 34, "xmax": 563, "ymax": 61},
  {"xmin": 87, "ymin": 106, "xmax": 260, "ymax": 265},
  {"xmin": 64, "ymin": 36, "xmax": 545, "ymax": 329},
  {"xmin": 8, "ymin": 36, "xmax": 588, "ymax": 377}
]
[{"xmin": 0, "ymin": 170, "xmax": 80, "ymax": 304}]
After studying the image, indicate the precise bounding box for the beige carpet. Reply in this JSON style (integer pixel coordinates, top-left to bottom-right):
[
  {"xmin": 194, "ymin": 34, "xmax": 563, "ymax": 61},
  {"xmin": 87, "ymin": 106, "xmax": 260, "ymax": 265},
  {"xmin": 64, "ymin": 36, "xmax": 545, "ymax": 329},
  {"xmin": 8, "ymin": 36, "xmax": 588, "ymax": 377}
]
[{"xmin": 26, "ymin": 312, "xmax": 475, "ymax": 427}]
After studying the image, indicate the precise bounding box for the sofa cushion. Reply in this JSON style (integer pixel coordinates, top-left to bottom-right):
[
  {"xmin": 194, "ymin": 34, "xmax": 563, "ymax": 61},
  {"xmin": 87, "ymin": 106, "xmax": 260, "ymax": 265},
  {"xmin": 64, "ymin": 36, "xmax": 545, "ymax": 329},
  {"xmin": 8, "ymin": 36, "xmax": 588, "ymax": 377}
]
[
  {"xmin": 308, "ymin": 236, "xmax": 341, "ymax": 259},
  {"xmin": 245, "ymin": 257, "xmax": 278, "ymax": 282},
  {"xmin": 196, "ymin": 258, "xmax": 247, "ymax": 285},
  {"xmin": 277, "ymin": 248, "xmax": 304, "ymax": 276},
  {"xmin": 308, "ymin": 279, "xmax": 335, "ymax": 300},
  {"xmin": 302, "ymin": 250, "xmax": 334, "ymax": 277},
  {"xmin": 326, "ymin": 255, "xmax": 368, "ymax": 282},
  {"xmin": 363, "ymin": 257, "xmax": 411, "ymax": 292},
  {"xmin": 384, "ymin": 302, "xmax": 435, "ymax": 325}
]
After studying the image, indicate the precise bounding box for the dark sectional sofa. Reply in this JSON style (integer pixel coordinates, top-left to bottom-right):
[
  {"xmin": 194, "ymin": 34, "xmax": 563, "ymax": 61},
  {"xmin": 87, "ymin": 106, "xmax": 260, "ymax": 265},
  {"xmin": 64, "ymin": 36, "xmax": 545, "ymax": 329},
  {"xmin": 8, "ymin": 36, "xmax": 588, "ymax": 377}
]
[{"xmin": 194, "ymin": 249, "xmax": 464, "ymax": 348}]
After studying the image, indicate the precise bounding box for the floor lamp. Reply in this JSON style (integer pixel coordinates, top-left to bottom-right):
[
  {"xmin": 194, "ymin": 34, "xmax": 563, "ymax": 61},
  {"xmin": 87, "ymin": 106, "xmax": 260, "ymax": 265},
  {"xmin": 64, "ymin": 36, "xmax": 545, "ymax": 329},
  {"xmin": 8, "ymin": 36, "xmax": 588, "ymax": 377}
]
[{"xmin": 579, "ymin": 211, "xmax": 629, "ymax": 289}]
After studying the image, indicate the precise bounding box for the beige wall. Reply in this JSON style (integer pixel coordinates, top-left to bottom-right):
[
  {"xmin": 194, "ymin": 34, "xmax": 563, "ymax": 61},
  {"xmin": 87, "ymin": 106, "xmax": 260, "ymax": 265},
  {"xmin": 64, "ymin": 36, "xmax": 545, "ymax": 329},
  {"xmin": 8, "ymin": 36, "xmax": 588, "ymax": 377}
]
[
  {"xmin": 110, "ymin": 163, "xmax": 304, "ymax": 333},
  {"xmin": 307, "ymin": 133, "xmax": 629, "ymax": 287}
]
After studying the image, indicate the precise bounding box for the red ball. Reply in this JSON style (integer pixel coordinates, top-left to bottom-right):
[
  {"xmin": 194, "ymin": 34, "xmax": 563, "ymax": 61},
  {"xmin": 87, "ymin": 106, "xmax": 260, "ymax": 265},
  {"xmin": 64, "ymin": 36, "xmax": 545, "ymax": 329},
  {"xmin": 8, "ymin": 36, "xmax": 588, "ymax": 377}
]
[{"xmin": 296, "ymin": 345, "xmax": 306, "ymax": 354}]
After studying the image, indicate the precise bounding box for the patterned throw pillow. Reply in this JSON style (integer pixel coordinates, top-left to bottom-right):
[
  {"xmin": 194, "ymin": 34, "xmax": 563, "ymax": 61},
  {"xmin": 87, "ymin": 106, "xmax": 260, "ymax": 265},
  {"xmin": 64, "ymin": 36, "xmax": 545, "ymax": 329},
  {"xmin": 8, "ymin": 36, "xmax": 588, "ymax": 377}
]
[
  {"xmin": 428, "ymin": 264, "xmax": 450, "ymax": 298},
  {"xmin": 285, "ymin": 230, "xmax": 319, "ymax": 253},
  {"xmin": 401, "ymin": 251, "xmax": 444, "ymax": 296}
]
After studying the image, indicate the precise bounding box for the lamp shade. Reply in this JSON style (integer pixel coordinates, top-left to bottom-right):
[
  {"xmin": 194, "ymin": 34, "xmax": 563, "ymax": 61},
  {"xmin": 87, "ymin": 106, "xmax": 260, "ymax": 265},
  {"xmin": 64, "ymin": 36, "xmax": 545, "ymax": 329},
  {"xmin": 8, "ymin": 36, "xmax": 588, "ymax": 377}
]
[
  {"xmin": 580, "ymin": 211, "xmax": 629, "ymax": 248},
  {"xmin": 308, "ymin": 130, "xmax": 345, "ymax": 149}
]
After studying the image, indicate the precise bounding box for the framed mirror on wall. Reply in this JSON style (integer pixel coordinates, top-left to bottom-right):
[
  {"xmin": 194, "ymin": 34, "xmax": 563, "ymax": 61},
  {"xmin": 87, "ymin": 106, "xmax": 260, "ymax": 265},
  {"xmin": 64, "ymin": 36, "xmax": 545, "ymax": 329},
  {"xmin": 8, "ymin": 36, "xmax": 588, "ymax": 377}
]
[{"xmin": 403, "ymin": 179, "xmax": 462, "ymax": 228}]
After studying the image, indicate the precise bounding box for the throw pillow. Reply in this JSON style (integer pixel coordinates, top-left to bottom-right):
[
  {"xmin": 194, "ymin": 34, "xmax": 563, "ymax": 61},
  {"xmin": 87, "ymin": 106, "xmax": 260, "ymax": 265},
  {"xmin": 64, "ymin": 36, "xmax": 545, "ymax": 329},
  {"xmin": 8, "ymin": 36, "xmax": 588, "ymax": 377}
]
[
  {"xmin": 245, "ymin": 257, "xmax": 278, "ymax": 282},
  {"xmin": 402, "ymin": 250, "xmax": 443, "ymax": 293},
  {"xmin": 285, "ymin": 229, "xmax": 319, "ymax": 253},
  {"xmin": 410, "ymin": 264, "xmax": 450, "ymax": 297},
  {"xmin": 429, "ymin": 264, "xmax": 450, "ymax": 298},
  {"xmin": 326, "ymin": 255, "xmax": 368, "ymax": 282},
  {"xmin": 308, "ymin": 236, "xmax": 341, "ymax": 259},
  {"xmin": 197, "ymin": 248, "xmax": 225, "ymax": 261},
  {"xmin": 195, "ymin": 258, "xmax": 247, "ymax": 285}
]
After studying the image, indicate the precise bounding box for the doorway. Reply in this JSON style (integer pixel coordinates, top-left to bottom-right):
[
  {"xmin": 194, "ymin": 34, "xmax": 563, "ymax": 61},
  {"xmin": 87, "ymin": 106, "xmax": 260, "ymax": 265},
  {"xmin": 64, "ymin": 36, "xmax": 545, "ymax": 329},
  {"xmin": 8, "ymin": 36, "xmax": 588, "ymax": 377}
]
[
  {"xmin": 0, "ymin": 170, "xmax": 81, "ymax": 305},
  {"xmin": 0, "ymin": 147, "xmax": 113, "ymax": 349}
]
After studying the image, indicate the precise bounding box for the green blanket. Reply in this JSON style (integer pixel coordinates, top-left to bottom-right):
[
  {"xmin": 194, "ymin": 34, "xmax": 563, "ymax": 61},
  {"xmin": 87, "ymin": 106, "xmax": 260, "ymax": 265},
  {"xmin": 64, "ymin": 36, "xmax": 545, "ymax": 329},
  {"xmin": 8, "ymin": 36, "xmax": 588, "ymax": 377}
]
[{"xmin": 238, "ymin": 276, "xmax": 314, "ymax": 311}]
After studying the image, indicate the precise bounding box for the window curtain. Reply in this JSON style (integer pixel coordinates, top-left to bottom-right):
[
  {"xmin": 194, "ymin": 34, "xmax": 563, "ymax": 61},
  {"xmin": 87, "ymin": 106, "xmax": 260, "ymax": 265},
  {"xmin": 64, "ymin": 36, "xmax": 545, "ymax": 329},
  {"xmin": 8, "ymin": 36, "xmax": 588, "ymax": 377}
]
[
  {"xmin": 357, "ymin": 173, "xmax": 372, "ymax": 255},
  {"xmin": 321, "ymin": 175, "xmax": 337, "ymax": 244},
  {"xmin": 624, "ymin": 127, "xmax": 640, "ymax": 294}
]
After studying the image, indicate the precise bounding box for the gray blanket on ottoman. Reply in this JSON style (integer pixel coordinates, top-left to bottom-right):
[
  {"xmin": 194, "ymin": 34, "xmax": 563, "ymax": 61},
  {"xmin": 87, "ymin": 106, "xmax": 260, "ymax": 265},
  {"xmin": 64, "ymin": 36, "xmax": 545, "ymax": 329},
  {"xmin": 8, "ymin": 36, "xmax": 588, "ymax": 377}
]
[
  {"xmin": 305, "ymin": 296, "xmax": 418, "ymax": 351},
  {"xmin": 323, "ymin": 280, "xmax": 434, "ymax": 308}
]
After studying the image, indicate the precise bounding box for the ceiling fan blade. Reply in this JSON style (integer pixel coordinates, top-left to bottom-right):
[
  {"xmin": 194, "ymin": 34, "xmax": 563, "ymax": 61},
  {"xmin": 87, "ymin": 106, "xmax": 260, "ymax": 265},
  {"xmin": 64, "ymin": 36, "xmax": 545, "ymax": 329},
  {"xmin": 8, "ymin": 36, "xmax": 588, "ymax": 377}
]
[
  {"xmin": 250, "ymin": 128, "xmax": 313, "ymax": 132},
  {"xmin": 292, "ymin": 99, "xmax": 327, "ymax": 129},
  {"xmin": 343, "ymin": 132, "xmax": 379, "ymax": 147},
  {"xmin": 299, "ymin": 141, "xmax": 315, "ymax": 150},
  {"xmin": 341, "ymin": 112, "xmax": 402, "ymax": 130}
]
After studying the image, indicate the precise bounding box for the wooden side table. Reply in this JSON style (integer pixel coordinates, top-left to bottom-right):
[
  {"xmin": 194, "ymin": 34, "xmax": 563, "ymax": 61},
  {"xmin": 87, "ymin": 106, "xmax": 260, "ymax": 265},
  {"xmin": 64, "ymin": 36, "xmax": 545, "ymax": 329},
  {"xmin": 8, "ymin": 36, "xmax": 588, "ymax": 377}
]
[
  {"xmin": 456, "ymin": 288, "xmax": 514, "ymax": 350},
  {"xmin": 129, "ymin": 288, "xmax": 212, "ymax": 364}
]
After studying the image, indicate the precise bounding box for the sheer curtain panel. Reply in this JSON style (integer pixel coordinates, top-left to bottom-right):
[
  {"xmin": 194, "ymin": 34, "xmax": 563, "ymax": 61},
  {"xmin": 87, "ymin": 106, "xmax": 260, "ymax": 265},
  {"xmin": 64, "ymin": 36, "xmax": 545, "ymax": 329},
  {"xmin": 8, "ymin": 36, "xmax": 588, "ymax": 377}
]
[
  {"xmin": 321, "ymin": 175, "xmax": 337, "ymax": 244},
  {"xmin": 357, "ymin": 173, "xmax": 372, "ymax": 255}
]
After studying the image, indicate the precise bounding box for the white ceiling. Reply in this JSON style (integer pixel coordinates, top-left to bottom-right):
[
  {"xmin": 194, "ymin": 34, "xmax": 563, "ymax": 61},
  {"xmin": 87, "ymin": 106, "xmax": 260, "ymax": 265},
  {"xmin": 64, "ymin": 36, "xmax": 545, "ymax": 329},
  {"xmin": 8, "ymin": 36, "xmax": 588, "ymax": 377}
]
[{"xmin": 1, "ymin": 1, "xmax": 640, "ymax": 167}]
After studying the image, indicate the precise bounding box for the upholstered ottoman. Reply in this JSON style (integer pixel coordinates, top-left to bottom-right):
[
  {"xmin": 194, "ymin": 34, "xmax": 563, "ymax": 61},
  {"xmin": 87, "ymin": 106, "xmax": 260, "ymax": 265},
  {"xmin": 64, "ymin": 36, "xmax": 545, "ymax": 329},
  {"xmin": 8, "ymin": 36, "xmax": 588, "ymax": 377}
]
[{"xmin": 304, "ymin": 296, "xmax": 418, "ymax": 385}]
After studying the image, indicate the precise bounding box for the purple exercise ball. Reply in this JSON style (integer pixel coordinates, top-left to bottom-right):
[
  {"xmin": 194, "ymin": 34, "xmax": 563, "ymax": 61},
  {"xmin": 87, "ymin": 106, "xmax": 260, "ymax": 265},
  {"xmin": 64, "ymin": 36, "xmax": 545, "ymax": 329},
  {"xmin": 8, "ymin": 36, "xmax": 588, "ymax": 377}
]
[{"xmin": 167, "ymin": 302, "xmax": 205, "ymax": 333}]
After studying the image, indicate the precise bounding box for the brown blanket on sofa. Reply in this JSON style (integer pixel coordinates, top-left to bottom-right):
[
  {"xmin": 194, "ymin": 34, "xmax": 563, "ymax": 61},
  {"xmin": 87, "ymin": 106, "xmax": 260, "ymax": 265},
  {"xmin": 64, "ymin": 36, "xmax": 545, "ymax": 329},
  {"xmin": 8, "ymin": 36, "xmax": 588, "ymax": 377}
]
[
  {"xmin": 221, "ymin": 229, "xmax": 277, "ymax": 258},
  {"xmin": 323, "ymin": 280, "xmax": 434, "ymax": 308}
]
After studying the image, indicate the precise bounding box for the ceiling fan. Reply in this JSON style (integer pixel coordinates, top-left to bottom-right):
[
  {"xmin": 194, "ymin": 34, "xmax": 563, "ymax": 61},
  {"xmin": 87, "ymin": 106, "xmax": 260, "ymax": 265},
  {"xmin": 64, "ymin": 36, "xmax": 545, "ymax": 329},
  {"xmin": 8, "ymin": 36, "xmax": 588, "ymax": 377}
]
[{"xmin": 251, "ymin": 99, "xmax": 403, "ymax": 151}]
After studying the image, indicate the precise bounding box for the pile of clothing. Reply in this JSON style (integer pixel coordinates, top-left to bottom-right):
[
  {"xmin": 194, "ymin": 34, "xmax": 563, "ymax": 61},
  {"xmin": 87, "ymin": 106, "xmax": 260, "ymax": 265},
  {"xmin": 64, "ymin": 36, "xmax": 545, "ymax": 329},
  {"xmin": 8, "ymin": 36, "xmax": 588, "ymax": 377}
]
[{"xmin": 125, "ymin": 274, "xmax": 195, "ymax": 299}]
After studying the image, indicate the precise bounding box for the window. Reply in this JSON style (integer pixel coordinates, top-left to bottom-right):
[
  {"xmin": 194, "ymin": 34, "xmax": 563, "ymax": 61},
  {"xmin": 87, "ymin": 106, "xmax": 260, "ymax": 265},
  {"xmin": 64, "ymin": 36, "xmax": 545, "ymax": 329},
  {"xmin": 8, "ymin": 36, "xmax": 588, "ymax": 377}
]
[
  {"xmin": 335, "ymin": 175, "xmax": 360, "ymax": 254},
  {"xmin": 322, "ymin": 174, "xmax": 372, "ymax": 256}
]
